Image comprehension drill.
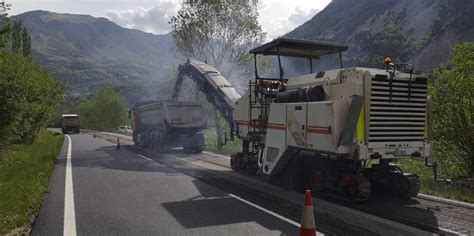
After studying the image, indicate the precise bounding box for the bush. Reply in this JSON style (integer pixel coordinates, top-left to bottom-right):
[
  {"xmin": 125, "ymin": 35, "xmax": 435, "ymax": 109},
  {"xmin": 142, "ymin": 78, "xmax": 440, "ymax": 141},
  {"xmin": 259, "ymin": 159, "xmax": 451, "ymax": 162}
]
[
  {"xmin": 0, "ymin": 52, "xmax": 64, "ymax": 146},
  {"xmin": 430, "ymin": 42, "xmax": 474, "ymax": 177}
]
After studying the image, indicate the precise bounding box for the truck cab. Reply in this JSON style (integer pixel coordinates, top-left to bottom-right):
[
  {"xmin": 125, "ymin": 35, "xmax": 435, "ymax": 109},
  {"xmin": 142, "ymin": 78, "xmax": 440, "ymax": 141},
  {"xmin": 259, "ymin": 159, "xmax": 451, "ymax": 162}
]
[{"xmin": 62, "ymin": 114, "xmax": 80, "ymax": 134}]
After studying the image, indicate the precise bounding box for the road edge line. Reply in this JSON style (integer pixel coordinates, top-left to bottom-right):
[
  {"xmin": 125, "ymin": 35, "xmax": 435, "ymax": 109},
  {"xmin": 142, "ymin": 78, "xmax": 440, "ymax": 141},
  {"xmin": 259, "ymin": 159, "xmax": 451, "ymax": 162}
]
[
  {"xmin": 417, "ymin": 194, "xmax": 474, "ymax": 209},
  {"xmin": 63, "ymin": 135, "xmax": 77, "ymax": 236}
]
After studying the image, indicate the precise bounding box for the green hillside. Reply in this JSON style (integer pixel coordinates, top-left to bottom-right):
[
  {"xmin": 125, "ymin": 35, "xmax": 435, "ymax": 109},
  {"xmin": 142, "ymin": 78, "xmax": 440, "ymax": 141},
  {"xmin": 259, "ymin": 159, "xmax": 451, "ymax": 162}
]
[{"xmin": 13, "ymin": 10, "xmax": 177, "ymax": 103}]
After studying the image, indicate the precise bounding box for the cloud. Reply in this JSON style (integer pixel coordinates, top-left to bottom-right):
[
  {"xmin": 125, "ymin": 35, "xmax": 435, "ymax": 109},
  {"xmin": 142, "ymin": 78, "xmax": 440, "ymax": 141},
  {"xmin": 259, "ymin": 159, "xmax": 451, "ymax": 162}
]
[
  {"xmin": 288, "ymin": 7, "xmax": 319, "ymax": 26},
  {"xmin": 104, "ymin": 1, "xmax": 319, "ymax": 38},
  {"xmin": 261, "ymin": 6, "xmax": 319, "ymax": 40},
  {"xmin": 105, "ymin": 1, "xmax": 179, "ymax": 35}
]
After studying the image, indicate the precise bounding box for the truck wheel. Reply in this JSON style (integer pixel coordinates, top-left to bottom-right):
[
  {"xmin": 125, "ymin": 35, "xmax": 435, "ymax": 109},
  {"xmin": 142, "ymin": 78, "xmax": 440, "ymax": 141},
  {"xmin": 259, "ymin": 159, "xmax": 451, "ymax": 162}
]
[
  {"xmin": 193, "ymin": 147, "xmax": 203, "ymax": 154},
  {"xmin": 156, "ymin": 145, "xmax": 167, "ymax": 154},
  {"xmin": 231, "ymin": 153, "xmax": 243, "ymax": 171},
  {"xmin": 183, "ymin": 147, "xmax": 193, "ymax": 154}
]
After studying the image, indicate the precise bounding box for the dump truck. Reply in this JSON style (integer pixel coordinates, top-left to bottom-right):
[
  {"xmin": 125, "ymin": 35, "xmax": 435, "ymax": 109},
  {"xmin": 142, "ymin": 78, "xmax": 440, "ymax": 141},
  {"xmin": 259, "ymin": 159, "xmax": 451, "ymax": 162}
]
[
  {"xmin": 130, "ymin": 101, "xmax": 207, "ymax": 153},
  {"xmin": 61, "ymin": 114, "xmax": 80, "ymax": 134}
]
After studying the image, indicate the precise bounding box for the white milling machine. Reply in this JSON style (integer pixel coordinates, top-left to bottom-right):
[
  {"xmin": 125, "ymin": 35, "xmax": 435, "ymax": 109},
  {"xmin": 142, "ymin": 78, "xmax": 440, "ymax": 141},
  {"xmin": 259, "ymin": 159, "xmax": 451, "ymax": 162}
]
[{"xmin": 231, "ymin": 38, "xmax": 431, "ymax": 201}]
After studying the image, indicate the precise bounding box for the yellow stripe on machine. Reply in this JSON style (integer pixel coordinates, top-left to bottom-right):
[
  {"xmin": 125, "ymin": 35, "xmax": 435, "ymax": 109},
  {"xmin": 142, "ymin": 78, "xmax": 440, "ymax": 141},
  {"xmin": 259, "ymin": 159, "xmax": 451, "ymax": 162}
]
[{"xmin": 357, "ymin": 105, "xmax": 365, "ymax": 142}]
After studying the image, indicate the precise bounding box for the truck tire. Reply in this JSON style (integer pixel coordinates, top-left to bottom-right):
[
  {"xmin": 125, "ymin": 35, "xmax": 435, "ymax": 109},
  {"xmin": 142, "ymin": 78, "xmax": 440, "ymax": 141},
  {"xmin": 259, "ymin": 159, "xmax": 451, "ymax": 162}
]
[
  {"xmin": 183, "ymin": 147, "xmax": 194, "ymax": 154},
  {"xmin": 193, "ymin": 147, "xmax": 203, "ymax": 154}
]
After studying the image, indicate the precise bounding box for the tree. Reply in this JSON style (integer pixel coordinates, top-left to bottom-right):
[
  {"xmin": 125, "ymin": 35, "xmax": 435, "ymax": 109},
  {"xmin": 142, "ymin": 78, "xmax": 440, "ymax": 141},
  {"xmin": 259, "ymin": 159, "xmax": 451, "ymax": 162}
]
[
  {"xmin": 10, "ymin": 21, "xmax": 22, "ymax": 54},
  {"xmin": 431, "ymin": 42, "xmax": 474, "ymax": 177},
  {"xmin": 170, "ymin": 0, "xmax": 264, "ymax": 80},
  {"xmin": 21, "ymin": 27, "xmax": 31, "ymax": 57},
  {"xmin": 75, "ymin": 87, "xmax": 129, "ymax": 132},
  {"xmin": 170, "ymin": 0, "xmax": 265, "ymax": 149},
  {"xmin": 0, "ymin": 0, "xmax": 9, "ymax": 18},
  {"xmin": 0, "ymin": 52, "xmax": 64, "ymax": 145},
  {"xmin": 0, "ymin": 0, "xmax": 10, "ymax": 50}
]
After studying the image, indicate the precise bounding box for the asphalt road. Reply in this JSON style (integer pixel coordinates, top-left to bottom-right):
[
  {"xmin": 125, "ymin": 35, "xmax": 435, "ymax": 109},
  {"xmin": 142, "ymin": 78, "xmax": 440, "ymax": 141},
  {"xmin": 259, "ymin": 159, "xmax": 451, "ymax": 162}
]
[{"xmin": 32, "ymin": 133, "xmax": 301, "ymax": 235}]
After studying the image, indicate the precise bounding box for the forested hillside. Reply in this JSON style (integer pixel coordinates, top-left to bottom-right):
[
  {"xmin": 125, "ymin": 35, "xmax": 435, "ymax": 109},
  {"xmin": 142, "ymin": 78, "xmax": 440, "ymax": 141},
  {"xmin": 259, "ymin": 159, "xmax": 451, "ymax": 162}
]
[{"xmin": 12, "ymin": 10, "xmax": 176, "ymax": 103}]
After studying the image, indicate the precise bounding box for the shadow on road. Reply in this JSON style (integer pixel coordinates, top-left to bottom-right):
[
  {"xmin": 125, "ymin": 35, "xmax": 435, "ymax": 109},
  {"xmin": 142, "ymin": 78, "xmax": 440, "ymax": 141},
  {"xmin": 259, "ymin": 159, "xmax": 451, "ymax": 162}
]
[{"xmin": 162, "ymin": 180, "xmax": 298, "ymax": 235}]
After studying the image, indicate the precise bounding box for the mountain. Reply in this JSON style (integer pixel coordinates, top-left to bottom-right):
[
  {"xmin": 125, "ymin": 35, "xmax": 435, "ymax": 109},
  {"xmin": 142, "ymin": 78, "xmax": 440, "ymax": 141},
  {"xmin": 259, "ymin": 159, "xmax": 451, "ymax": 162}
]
[
  {"xmin": 13, "ymin": 10, "xmax": 177, "ymax": 103},
  {"xmin": 286, "ymin": 0, "xmax": 474, "ymax": 72}
]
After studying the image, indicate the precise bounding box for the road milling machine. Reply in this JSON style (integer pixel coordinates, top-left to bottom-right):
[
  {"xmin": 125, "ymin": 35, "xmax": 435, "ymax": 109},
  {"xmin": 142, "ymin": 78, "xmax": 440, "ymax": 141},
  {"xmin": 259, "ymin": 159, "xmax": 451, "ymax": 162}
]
[{"xmin": 230, "ymin": 38, "xmax": 432, "ymax": 201}]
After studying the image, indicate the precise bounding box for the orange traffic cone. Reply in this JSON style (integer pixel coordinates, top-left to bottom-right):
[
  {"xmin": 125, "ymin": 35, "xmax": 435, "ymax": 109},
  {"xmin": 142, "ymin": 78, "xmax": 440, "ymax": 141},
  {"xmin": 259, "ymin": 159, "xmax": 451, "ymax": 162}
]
[
  {"xmin": 300, "ymin": 189, "xmax": 316, "ymax": 236},
  {"xmin": 116, "ymin": 137, "xmax": 121, "ymax": 150}
]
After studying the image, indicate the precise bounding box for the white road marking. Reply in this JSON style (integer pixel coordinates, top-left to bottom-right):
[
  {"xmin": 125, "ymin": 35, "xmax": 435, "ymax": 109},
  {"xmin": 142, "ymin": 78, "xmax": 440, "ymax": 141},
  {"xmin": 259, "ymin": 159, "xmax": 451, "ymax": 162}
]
[
  {"xmin": 137, "ymin": 154, "xmax": 154, "ymax": 162},
  {"xmin": 203, "ymin": 151, "xmax": 231, "ymax": 159},
  {"xmin": 64, "ymin": 135, "xmax": 77, "ymax": 236},
  {"xmin": 229, "ymin": 194, "xmax": 299, "ymax": 226},
  {"xmin": 229, "ymin": 194, "xmax": 324, "ymax": 235},
  {"xmin": 417, "ymin": 193, "xmax": 474, "ymax": 209},
  {"xmin": 436, "ymin": 227, "xmax": 467, "ymax": 236}
]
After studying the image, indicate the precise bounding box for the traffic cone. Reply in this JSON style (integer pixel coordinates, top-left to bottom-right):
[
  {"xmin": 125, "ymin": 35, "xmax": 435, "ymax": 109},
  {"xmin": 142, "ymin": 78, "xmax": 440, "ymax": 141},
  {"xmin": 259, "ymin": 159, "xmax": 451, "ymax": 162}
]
[
  {"xmin": 300, "ymin": 189, "xmax": 316, "ymax": 236},
  {"xmin": 116, "ymin": 137, "xmax": 121, "ymax": 150}
]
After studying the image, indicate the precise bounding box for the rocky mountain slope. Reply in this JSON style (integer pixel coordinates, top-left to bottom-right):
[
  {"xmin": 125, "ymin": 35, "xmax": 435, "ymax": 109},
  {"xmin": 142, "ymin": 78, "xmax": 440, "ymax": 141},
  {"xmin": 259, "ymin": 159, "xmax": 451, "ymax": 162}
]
[
  {"xmin": 13, "ymin": 10, "xmax": 176, "ymax": 102},
  {"xmin": 286, "ymin": 0, "xmax": 474, "ymax": 72}
]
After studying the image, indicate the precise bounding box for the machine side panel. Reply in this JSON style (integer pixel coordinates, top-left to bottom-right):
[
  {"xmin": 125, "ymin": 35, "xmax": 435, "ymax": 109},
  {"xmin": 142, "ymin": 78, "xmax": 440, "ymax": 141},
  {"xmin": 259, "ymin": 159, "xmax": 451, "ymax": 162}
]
[
  {"xmin": 286, "ymin": 103, "xmax": 307, "ymax": 148},
  {"xmin": 262, "ymin": 103, "xmax": 287, "ymax": 175},
  {"xmin": 233, "ymin": 88, "xmax": 262, "ymax": 139},
  {"xmin": 332, "ymin": 99, "xmax": 351, "ymax": 154},
  {"xmin": 306, "ymin": 101, "xmax": 334, "ymax": 152},
  {"xmin": 233, "ymin": 90, "xmax": 250, "ymax": 138}
]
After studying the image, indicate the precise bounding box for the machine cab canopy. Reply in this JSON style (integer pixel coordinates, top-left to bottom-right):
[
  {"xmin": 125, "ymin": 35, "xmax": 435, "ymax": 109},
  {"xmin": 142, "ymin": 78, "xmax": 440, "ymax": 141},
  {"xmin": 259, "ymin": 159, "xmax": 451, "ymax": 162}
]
[
  {"xmin": 249, "ymin": 38, "xmax": 349, "ymax": 81},
  {"xmin": 249, "ymin": 37, "xmax": 348, "ymax": 59}
]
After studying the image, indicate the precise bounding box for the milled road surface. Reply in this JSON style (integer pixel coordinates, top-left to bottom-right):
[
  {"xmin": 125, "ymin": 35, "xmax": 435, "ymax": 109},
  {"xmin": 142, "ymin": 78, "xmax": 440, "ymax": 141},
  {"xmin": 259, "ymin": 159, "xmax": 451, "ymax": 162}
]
[
  {"xmin": 95, "ymin": 131, "xmax": 474, "ymax": 236},
  {"xmin": 32, "ymin": 133, "xmax": 301, "ymax": 235}
]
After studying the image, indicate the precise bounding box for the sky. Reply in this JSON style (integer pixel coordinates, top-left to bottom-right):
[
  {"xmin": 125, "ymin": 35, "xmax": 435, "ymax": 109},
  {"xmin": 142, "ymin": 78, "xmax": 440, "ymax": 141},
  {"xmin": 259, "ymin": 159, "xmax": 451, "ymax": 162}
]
[{"xmin": 8, "ymin": 0, "xmax": 331, "ymax": 40}]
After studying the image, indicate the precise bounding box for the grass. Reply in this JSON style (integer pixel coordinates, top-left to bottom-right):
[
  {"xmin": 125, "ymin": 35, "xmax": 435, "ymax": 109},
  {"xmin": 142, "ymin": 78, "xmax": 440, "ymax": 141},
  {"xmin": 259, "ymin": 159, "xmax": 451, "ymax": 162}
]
[
  {"xmin": 203, "ymin": 128, "xmax": 242, "ymax": 156},
  {"xmin": 0, "ymin": 129, "xmax": 64, "ymax": 234},
  {"xmin": 398, "ymin": 158, "xmax": 474, "ymax": 203}
]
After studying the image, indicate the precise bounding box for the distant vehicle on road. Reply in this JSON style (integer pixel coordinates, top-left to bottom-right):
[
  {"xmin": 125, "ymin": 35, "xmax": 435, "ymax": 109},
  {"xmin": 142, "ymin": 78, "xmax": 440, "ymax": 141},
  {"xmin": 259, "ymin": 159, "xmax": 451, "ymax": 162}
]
[
  {"xmin": 118, "ymin": 125, "xmax": 132, "ymax": 134},
  {"xmin": 130, "ymin": 101, "xmax": 207, "ymax": 153},
  {"xmin": 61, "ymin": 114, "xmax": 80, "ymax": 134}
]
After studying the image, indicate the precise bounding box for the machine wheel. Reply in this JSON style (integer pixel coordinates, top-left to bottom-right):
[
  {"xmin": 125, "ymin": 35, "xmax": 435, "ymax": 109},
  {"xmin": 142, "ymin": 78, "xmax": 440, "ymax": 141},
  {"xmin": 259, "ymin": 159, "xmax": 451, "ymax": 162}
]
[
  {"xmin": 273, "ymin": 155, "xmax": 304, "ymax": 191},
  {"xmin": 366, "ymin": 165, "xmax": 420, "ymax": 198},
  {"xmin": 231, "ymin": 153, "xmax": 243, "ymax": 171},
  {"xmin": 391, "ymin": 173, "xmax": 420, "ymax": 198},
  {"xmin": 285, "ymin": 157, "xmax": 305, "ymax": 192}
]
